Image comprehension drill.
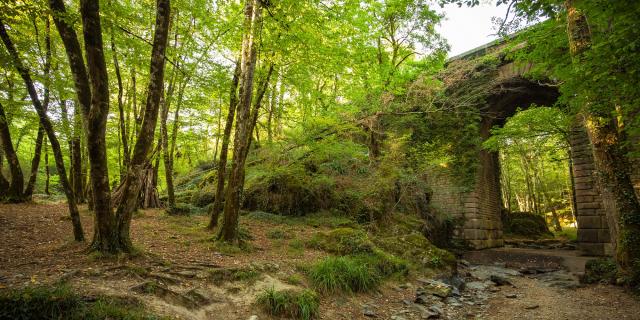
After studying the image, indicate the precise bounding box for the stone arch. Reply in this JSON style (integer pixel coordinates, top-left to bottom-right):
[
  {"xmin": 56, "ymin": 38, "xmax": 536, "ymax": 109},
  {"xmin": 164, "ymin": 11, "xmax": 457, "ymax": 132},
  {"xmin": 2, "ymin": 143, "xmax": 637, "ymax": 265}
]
[{"xmin": 427, "ymin": 50, "xmax": 613, "ymax": 255}]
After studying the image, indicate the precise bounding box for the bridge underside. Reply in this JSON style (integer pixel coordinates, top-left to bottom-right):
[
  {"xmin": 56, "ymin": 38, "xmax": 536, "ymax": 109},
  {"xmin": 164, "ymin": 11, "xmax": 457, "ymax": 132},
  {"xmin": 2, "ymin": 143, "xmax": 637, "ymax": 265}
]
[{"xmin": 427, "ymin": 65, "xmax": 616, "ymax": 255}]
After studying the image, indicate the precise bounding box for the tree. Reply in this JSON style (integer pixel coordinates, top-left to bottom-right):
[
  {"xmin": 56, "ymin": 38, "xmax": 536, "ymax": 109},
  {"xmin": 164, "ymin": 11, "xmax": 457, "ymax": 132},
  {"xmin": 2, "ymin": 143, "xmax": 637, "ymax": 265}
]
[
  {"xmin": 49, "ymin": 0, "xmax": 116, "ymax": 251},
  {"xmin": 208, "ymin": 60, "xmax": 240, "ymax": 229},
  {"xmin": 113, "ymin": 0, "xmax": 171, "ymax": 251},
  {"xmin": 218, "ymin": 0, "xmax": 262, "ymax": 242},
  {"xmin": 0, "ymin": 20, "xmax": 85, "ymax": 241},
  {"xmin": 0, "ymin": 101, "xmax": 23, "ymax": 202}
]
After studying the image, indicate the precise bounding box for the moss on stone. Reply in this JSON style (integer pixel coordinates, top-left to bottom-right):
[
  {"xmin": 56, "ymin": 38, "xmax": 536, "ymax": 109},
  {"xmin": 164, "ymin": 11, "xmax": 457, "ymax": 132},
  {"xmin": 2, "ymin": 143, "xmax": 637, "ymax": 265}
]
[{"xmin": 306, "ymin": 228, "xmax": 374, "ymax": 255}]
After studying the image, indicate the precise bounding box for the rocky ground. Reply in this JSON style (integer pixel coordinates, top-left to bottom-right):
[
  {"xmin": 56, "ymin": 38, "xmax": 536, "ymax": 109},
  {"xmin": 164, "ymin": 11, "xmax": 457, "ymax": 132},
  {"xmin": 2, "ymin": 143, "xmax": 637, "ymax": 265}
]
[
  {"xmin": 380, "ymin": 248, "xmax": 640, "ymax": 320},
  {"xmin": 1, "ymin": 202, "xmax": 639, "ymax": 319}
]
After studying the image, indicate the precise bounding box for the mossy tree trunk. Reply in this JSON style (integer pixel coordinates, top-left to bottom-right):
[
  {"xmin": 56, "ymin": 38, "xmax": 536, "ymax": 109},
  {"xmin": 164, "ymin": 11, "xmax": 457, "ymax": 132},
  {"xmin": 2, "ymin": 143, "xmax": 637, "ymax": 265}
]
[
  {"xmin": 208, "ymin": 60, "xmax": 241, "ymax": 229},
  {"xmin": 566, "ymin": 0, "xmax": 640, "ymax": 285},
  {"xmin": 0, "ymin": 102, "xmax": 24, "ymax": 202},
  {"xmin": 114, "ymin": 0, "xmax": 171, "ymax": 252},
  {"xmin": 218, "ymin": 0, "xmax": 262, "ymax": 242}
]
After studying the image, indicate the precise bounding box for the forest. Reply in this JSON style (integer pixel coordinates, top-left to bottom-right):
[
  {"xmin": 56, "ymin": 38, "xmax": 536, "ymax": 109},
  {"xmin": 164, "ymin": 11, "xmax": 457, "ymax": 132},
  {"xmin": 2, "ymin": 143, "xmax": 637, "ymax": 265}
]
[{"xmin": 1, "ymin": 0, "xmax": 640, "ymax": 319}]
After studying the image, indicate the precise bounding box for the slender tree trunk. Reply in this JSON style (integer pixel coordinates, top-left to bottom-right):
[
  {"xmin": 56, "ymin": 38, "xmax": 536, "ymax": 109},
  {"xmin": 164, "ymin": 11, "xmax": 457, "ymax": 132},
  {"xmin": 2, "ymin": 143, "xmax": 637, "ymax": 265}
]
[
  {"xmin": 218, "ymin": 0, "xmax": 262, "ymax": 241},
  {"xmin": 44, "ymin": 138, "xmax": 50, "ymax": 195},
  {"xmin": 213, "ymin": 95, "xmax": 223, "ymax": 161},
  {"xmin": 0, "ymin": 102, "xmax": 24, "ymax": 202},
  {"xmin": 160, "ymin": 63, "xmax": 177, "ymax": 209},
  {"xmin": 0, "ymin": 20, "xmax": 84, "ymax": 241},
  {"xmin": 114, "ymin": 0, "xmax": 171, "ymax": 251},
  {"xmin": 208, "ymin": 60, "xmax": 241, "ymax": 229},
  {"xmin": 0, "ymin": 149, "xmax": 9, "ymax": 196},
  {"xmin": 111, "ymin": 27, "xmax": 129, "ymax": 179},
  {"xmin": 24, "ymin": 17, "xmax": 52, "ymax": 199}
]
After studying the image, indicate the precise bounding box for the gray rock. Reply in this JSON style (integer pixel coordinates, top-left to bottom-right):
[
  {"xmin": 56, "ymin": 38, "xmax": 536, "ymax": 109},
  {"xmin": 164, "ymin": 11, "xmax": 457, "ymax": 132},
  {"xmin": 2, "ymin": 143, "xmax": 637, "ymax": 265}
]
[
  {"xmin": 525, "ymin": 304, "xmax": 540, "ymax": 310},
  {"xmin": 490, "ymin": 274, "xmax": 512, "ymax": 286},
  {"xmin": 248, "ymin": 316, "xmax": 258, "ymax": 320},
  {"xmin": 415, "ymin": 294, "xmax": 429, "ymax": 305},
  {"xmin": 505, "ymin": 293, "xmax": 518, "ymax": 298},
  {"xmin": 417, "ymin": 279, "xmax": 452, "ymax": 298},
  {"xmin": 362, "ymin": 305, "xmax": 377, "ymax": 317},
  {"xmin": 429, "ymin": 304, "xmax": 443, "ymax": 315},
  {"xmin": 470, "ymin": 265, "xmax": 520, "ymax": 281},
  {"xmin": 465, "ymin": 281, "xmax": 489, "ymax": 291}
]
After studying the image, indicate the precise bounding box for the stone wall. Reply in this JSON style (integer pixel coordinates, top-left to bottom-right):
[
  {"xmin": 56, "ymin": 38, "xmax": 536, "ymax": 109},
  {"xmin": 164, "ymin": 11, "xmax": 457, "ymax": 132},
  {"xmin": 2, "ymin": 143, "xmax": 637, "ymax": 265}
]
[
  {"xmin": 425, "ymin": 124, "xmax": 611, "ymax": 255},
  {"xmin": 569, "ymin": 127, "xmax": 611, "ymax": 256}
]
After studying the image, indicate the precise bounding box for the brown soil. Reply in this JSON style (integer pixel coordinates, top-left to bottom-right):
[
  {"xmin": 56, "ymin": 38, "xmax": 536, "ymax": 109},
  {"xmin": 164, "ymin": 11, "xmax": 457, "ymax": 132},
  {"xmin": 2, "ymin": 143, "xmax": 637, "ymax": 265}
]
[
  {"xmin": 464, "ymin": 247, "xmax": 640, "ymax": 320},
  {"xmin": 0, "ymin": 201, "xmax": 427, "ymax": 320},
  {"xmin": 1, "ymin": 202, "xmax": 639, "ymax": 320},
  {"xmin": 484, "ymin": 276, "xmax": 640, "ymax": 320}
]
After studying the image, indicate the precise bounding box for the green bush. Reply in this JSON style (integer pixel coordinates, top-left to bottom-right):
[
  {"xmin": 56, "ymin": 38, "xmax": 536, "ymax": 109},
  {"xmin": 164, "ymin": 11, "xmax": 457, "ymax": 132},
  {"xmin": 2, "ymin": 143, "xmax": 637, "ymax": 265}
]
[
  {"xmin": 307, "ymin": 228, "xmax": 374, "ymax": 255},
  {"xmin": 374, "ymin": 232, "xmax": 456, "ymax": 270},
  {"xmin": 190, "ymin": 187, "xmax": 215, "ymax": 207},
  {"xmin": 0, "ymin": 284, "xmax": 162, "ymax": 320},
  {"xmin": 243, "ymin": 169, "xmax": 337, "ymax": 216},
  {"xmin": 256, "ymin": 288, "xmax": 319, "ymax": 320},
  {"xmin": 165, "ymin": 202, "xmax": 192, "ymax": 215},
  {"xmin": 502, "ymin": 211, "xmax": 553, "ymax": 238},
  {"xmin": 583, "ymin": 258, "xmax": 618, "ymax": 284},
  {"xmin": 307, "ymin": 256, "xmax": 380, "ymax": 293}
]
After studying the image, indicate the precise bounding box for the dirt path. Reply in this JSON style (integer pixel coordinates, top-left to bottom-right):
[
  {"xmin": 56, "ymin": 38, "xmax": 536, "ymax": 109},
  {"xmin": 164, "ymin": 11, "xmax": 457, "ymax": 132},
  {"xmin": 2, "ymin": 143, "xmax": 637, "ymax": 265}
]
[
  {"xmin": 1, "ymin": 202, "xmax": 639, "ymax": 319},
  {"xmin": 463, "ymin": 248, "xmax": 640, "ymax": 320}
]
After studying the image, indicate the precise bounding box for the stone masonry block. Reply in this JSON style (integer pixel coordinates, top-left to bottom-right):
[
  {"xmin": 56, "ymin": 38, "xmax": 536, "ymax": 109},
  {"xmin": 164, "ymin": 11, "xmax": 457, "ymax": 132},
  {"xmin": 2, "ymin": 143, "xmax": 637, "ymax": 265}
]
[
  {"xmin": 578, "ymin": 229, "xmax": 599, "ymax": 243},
  {"xmin": 577, "ymin": 202, "xmax": 601, "ymax": 210},
  {"xmin": 577, "ymin": 215, "xmax": 602, "ymax": 229}
]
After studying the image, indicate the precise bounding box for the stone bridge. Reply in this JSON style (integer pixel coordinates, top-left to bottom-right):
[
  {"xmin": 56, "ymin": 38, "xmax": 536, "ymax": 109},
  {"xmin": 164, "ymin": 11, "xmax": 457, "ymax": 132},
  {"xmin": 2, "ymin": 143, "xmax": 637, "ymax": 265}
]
[{"xmin": 426, "ymin": 39, "xmax": 639, "ymax": 256}]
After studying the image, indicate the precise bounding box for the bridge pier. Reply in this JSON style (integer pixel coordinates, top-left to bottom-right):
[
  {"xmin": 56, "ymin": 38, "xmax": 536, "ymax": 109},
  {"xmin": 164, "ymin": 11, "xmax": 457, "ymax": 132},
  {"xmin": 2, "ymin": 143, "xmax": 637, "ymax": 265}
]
[
  {"xmin": 569, "ymin": 126, "xmax": 611, "ymax": 256},
  {"xmin": 426, "ymin": 123, "xmax": 612, "ymax": 255}
]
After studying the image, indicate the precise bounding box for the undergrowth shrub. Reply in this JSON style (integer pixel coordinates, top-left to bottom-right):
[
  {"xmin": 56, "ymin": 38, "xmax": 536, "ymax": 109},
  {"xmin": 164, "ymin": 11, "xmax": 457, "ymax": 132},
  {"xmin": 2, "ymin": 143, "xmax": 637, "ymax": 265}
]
[
  {"xmin": 165, "ymin": 202, "xmax": 192, "ymax": 215},
  {"xmin": 306, "ymin": 228, "xmax": 374, "ymax": 255},
  {"xmin": 243, "ymin": 168, "xmax": 337, "ymax": 216},
  {"xmin": 190, "ymin": 185, "xmax": 215, "ymax": 207},
  {"xmin": 374, "ymin": 215, "xmax": 456, "ymax": 270},
  {"xmin": 256, "ymin": 288, "xmax": 319, "ymax": 320},
  {"xmin": 0, "ymin": 284, "xmax": 161, "ymax": 320},
  {"xmin": 502, "ymin": 211, "xmax": 552, "ymax": 238},
  {"xmin": 582, "ymin": 258, "xmax": 618, "ymax": 284}
]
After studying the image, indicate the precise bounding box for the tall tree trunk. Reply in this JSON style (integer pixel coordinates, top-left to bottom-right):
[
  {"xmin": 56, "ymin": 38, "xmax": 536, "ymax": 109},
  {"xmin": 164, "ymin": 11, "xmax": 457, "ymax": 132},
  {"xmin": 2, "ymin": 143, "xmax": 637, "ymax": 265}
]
[
  {"xmin": 218, "ymin": 0, "xmax": 262, "ymax": 241},
  {"xmin": 0, "ymin": 20, "xmax": 84, "ymax": 241},
  {"xmin": 208, "ymin": 60, "xmax": 241, "ymax": 229},
  {"xmin": 24, "ymin": 17, "xmax": 52, "ymax": 199},
  {"xmin": 160, "ymin": 62, "xmax": 177, "ymax": 209},
  {"xmin": 44, "ymin": 138, "xmax": 50, "ymax": 195},
  {"xmin": 0, "ymin": 102, "xmax": 23, "ymax": 202},
  {"xmin": 0, "ymin": 149, "xmax": 9, "ymax": 196},
  {"xmin": 111, "ymin": 27, "xmax": 129, "ymax": 179},
  {"xmin": 51, "ymin": 0, "xmax": 117, "ymax": 250},
  {"xmin": 566, "ymin": 0, "xmax": 640, "ymax": 283},
  {"xmin": 114, "ymin": 0, "xmax": 171, "ymax": 251}
]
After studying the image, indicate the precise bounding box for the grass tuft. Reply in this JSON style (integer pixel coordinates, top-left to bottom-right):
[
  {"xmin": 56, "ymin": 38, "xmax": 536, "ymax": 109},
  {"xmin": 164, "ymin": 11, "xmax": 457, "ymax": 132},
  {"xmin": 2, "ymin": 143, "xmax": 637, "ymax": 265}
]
[
  {"xmin": 307, "ymin": 256, "xmax": 379, "ymax": 293},
  {"xmin": 256, "ymin": 288, "xmax": 319, "ymax": 320}
]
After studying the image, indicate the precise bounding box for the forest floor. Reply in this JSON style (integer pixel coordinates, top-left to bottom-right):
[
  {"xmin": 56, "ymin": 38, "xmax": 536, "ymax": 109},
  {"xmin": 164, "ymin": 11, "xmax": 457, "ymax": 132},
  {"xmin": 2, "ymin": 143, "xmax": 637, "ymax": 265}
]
[{"xmin": 1, "ymin": 201, "xmax": 639, "ymax": 319}]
